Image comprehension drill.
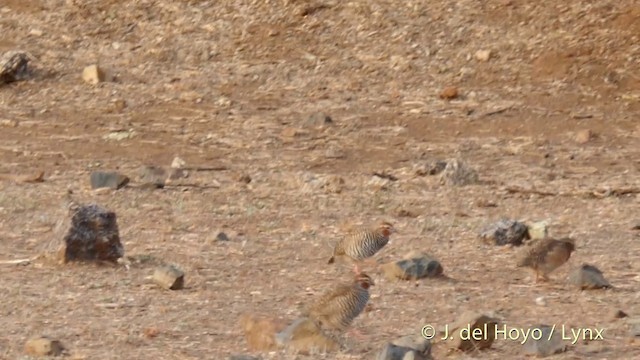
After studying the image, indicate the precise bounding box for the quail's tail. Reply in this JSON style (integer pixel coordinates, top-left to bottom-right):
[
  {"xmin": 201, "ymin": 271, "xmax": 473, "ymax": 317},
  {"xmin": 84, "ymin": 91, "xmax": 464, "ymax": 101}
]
[{"xmin": 327, "ymin": 257, "xmax": 335, "ymax": 264}]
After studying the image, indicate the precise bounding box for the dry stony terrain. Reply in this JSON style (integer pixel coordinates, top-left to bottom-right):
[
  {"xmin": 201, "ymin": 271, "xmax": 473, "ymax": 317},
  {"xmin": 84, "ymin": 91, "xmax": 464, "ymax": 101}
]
[{"xmin": 1, "ymin": 0, "xmax": 639, "ymax": 359}]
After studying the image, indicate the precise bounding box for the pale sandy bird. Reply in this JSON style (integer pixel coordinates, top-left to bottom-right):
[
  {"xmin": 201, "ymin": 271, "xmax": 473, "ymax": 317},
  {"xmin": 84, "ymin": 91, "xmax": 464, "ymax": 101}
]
[
  {"xmin": 303, "ymin": 272, "xmax": 374, "ymax": 337},
  {"xmin": 517, "ymin": 237, "xmax": 576, "ymax": 283},
  {"xmin": 328, "ymin": 221, "xmax": 396, "ymax": 274}
]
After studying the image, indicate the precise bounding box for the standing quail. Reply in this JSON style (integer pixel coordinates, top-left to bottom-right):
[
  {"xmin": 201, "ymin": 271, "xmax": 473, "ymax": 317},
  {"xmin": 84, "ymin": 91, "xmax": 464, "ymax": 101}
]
[
  {"xmin": 302, "ymin": 272, "xmax": 374, "ymax": 335},
  {"xmin": 517, "ymin": 237, "xmax": 576, "ymax": 282},
  {"xmin": 328, "ymin": 221, "xmax": 396, "ymax": 274}
]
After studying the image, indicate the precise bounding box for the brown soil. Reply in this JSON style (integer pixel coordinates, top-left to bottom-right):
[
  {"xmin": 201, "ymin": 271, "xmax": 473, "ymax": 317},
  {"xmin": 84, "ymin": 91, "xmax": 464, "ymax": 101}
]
[{"xmin": 1, "ymin": 0, "xmax": 639, "ymax": 359}]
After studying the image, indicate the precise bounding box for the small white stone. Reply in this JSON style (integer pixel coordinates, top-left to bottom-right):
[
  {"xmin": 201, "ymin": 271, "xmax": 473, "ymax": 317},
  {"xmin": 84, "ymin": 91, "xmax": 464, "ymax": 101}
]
[
  {"xmin": 82, "ymin": 64, "xmax": 105, "ymax": 84},
  {"xmin": 475, "ymin": 49, "xmax": 492, "ymax": 62},
  {"xmin": 171, "ymin": 156, "xmax": 186, "ymax": 169}
]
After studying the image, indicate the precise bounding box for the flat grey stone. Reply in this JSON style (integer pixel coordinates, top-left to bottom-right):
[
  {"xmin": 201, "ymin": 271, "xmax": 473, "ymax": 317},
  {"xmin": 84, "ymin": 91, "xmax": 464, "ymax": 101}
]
[
  {"xmin": 377, "ymin": 344, "xmax": 425, "ymax": 360},
  {"xmin": 90, "ymin": 171, "xmax": 129, "ymax": 189},
  {"xmin": 568, "ymin": 264, "xmax": 612, "ymax": 290},
  {"xmin": 521, "ymin": 324, "xmax": 567, "ymax": 357}
]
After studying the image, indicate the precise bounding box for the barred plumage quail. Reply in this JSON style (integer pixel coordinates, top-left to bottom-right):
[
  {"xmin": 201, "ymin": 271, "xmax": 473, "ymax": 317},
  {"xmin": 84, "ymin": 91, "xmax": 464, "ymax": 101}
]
[
  {"xmin": 303, "ymin": 272, "xmax": 374, "ymax": 334},
  {"xmin": 328, "ymin": 221, "xmax": 396, "ymax": 274},
  {"xmin": 517, "ymin": 237, "xmax": 575, "ymax": 283}
]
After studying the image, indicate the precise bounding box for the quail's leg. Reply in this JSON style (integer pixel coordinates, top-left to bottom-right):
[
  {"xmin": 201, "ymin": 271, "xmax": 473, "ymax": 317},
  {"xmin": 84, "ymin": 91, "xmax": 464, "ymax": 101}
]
[
  {"xmin": 346, "ymin": 327, "xmax": 368, "ymax": 341},
  {"xmin": 364, "ymin": 257, "xmax": 378, "ymax": 268},
  {"xmin": 534, "ymin": 271, "xmax": 549, "ymax": 283}
]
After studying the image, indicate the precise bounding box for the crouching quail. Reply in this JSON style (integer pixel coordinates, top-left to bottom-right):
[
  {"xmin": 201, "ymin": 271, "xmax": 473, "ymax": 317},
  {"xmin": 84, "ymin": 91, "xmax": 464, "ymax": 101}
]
[{"xmin": 302, "ymin": 272, "xmax": 374, "ymax": 338}]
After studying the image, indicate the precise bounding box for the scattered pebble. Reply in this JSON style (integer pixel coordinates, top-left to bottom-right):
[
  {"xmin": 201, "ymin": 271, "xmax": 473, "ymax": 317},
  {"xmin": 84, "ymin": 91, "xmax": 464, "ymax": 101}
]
[
  {"xmin": 447, "ymin": 312, "xmax": 499, "ymax": 351},
  {"xmin": 305, "ymin": 111, "xmax": 333, "ymax": 128},
  {"xmin": 0, "ymin": 118, "xmax": 19, "ymax": 127},
  {"xmin": 112, "ymin": 99, "xmax": 127, "ymax": 112},
  {"xmin": 628, "ymin": 318, "xmax": 640, "ymax": 337},
  {"xmin": 82, "ymin": 64, "xmax": 105, "ymax": 85},
  {"xmin": 381, "ymin": 252, "xmax": 443, "ymax": 281},
  {"xmin": 179, "ymin": 90, "xmax": 203, "ymax": 103},
  {"xmin": 475, "ymin": 199, "xmax": 498, "ymax": 208},
  {"xmin": 393, "ymin": 206, "xmax": 419, "ymax": 218},
  {"xmin": 575, "ymin": 129, "xmax": 596, "ymax": 144},
  {"xmin": 138, "ymin": 165, "xmax": 167, "ymax": 189},
  {"xmin": 229, "ymin": 355, "xmax": 262, "ymax": 360},
  {"xmin": 480, "ymin": 218, "xmax": 530, "ymax": 246},
  {"xmin": 0, "ymin": 50, "xmax": 31, "ymax": 85},
  {"xmin": 142, "ymin": 327, "xmax": 160, "ymax": 339},
  {"xmin": 216, "ymin": 231, "xmax": 230, "ymax": 241},
  {"xmin": 24, "ymin": 336, "xmax": 65, "ymax": 357},
  {"xmin": 526, "ymin": 221, "xmax": 549, "ymax": 240},
  {"xmin": 299, "ymin": 172, "xmax": 344, "ymax": 194},
  {"xmin": 522, "ymin": 324, "xmax": 567, "ymax": 357},
  {"xmin": 377, "ymin": 343, "xmax": 425, "ymax": 360},
  {"xmin": 324, "ymin": 147, "xmax": 346, "ymax": 159},
  {"xmin": 475, "ymin": 49, "xmax": 492, "ymax": 62},
  {"xmin": 152, "ymin": 264, "xmax": 185, "ymax": 290},
  {"xmin": 439, "ymin": 158, "xmax": 479, "ymax": 186},
  {"xmin": 171, "ymin": 156, "xmax": 187, "ymax": 169},
  {"xmin": 414, "ymin": 160, "xmax": 447, "ymax": 176},
  {"xmin": 439, "ymin": 86, "xmax": 459, "ymax": 100},
  {"xmin": 238, "ymin": 174, "xmax": 252, "ymax": 184},
  {"xmin": 568, "ymin": 264, "xmax": 612, "ymax": 290},
  {"xmin": 0, "ymin": 170, "xmax": 44, "ymax": 183},
  {"xmin": 216, "ymin": 96, "xmax": 232, "ymax": 107},
  {"xmin": 376, "ymin": 334, "xmax": 432, "ymax": 360},
  {"xmin": 103, "ymin": 129, "xmax": 135, "ymax": 141},
  {"xmin": 90, "ymin": 171, "xmax": 130, "ymax": 190},
  {"xmin": 281, "ymin": 127, "xmax": 307, "ymax": 139},
  {"xmin": 29, "ymin": 29, "xmax": 44, "ymax": 37},
  {"xmin": 613, "ymin": 310, "xmax": 628, "ymax": 319},
  {"xmin": 168, "ymin": 168, "xmax": 189, "ymax": 181},
  {"xmin": 368, "ymin": 175, "xmax": 392, "ymax": 191}
]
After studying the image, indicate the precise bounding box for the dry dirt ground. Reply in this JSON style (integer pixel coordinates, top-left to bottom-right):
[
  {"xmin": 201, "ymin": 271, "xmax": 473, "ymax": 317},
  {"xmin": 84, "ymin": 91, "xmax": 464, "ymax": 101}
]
[{"xmin": 1, "ymin": 0, "xmax": 639, "ymax": 359}]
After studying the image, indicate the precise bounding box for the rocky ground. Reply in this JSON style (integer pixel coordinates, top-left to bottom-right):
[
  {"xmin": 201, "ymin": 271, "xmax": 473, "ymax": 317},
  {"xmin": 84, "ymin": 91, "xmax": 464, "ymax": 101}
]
[{"xmin": 1, "ymin": 0, "xmax": 639, "ymax": 359}]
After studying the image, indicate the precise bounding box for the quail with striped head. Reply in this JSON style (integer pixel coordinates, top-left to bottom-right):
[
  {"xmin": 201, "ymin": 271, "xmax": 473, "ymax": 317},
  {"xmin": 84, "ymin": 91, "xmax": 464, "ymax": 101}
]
[
  {"xmin": 328, "ymin": 221, "xmax": 396, "ymax": 274},
  {"xmin": 303, "ymin": 272, "xmax": 374, "ymax": 335}
]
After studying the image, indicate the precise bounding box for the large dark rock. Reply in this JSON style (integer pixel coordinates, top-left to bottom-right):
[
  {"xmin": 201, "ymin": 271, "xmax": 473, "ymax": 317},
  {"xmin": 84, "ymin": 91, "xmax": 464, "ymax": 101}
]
[
  {"xmin": 0, "ymin": 50, "xmax": 31, "ymax": 84},
  {"xmin": 480, "ymin": 218, "xmax": 530, "ymax": 246},
  {"xmin": 62, "ymin": 204, "xmax": 124, "ymax": 263}
]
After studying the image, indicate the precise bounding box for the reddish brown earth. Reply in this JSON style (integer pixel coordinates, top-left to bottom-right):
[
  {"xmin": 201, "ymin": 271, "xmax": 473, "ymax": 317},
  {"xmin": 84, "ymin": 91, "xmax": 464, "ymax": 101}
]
[{"xmin": 1, "ymin": 0, "xmax": 639, "ymax": 359}]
